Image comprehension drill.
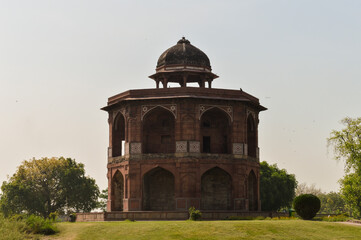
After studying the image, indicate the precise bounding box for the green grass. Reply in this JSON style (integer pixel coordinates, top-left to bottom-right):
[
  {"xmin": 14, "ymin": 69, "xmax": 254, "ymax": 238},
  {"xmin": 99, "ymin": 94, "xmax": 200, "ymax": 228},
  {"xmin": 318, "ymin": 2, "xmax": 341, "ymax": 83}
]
[
  {"xmin": 42, "ymin": 220, "xmax": 361, "ymax": 240},
  {"xmin": 0, "ymin": 214, "xmax": 37, "ymax": 240}
]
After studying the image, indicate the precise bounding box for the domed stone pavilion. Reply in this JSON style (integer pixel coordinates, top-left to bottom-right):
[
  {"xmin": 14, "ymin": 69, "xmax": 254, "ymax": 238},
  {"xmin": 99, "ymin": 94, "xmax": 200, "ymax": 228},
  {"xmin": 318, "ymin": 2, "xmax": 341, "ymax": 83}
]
[{"xmin": 101, "ymin": 38, "xmax": 267, "ymax": 220}]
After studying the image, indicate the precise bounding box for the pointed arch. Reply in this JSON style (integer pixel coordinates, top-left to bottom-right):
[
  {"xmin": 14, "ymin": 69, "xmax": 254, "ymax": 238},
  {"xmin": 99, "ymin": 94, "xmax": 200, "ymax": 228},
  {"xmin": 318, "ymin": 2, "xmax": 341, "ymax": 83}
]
[
  {"xmin": 112, "ymin": 112, "xmax": 125, "ymax": 157},
  {"xmin": 200, "ymin": 108, "xmax": 231, "ymax": 153},
  {"xmin": 111, "ymin": 170, "xmax": 124, "ymax": 211},
  {"xmin": 142, "ymin": 167, "xmax": 175, "ymax": 210},
  {"xmin": 247, "ymin": 170, "xmax": 258, "ymax": 211},
  {"xmin": 201, "ymin": 167, "xmax": 232, "ymax": 210},
  {"xmin": 142, "ymin": 106, "xmax": 175, "ymax": 153},
  {"xmin": 247, "ymin": 114, "xmax": 257, "ymax": 157}
]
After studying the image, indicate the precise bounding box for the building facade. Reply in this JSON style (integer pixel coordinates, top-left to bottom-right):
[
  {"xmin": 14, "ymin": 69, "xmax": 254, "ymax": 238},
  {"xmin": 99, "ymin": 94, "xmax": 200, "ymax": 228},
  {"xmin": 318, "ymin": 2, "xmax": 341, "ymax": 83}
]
[{"xmin": 102, "ymin": 38, "xmax": 266, "ymax": 213}]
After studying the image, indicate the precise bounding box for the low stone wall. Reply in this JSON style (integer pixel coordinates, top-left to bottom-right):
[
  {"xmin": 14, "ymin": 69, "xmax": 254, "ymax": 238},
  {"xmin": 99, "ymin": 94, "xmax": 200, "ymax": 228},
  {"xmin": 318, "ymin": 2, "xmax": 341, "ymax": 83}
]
[
  {"xmin": 76, "ymin": 212, "xmax": 105, "ymax": 222},
  {"xmin": 76, "ymin": 211, "xmax": 288, "ymax": 222}
]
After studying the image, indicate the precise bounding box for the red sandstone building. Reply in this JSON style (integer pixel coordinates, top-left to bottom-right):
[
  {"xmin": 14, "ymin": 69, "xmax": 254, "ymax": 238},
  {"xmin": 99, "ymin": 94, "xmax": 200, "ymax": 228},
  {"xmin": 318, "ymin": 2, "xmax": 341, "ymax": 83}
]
[{"xmin": 102, "ymin": 38, "xmax": 266, "ymax": 216}]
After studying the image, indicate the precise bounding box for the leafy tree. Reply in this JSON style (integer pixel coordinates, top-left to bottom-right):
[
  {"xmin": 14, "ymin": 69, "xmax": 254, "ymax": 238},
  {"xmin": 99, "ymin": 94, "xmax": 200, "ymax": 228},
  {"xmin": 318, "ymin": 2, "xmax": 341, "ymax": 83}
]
[
  {"xmin": 97, "ymin": 188, "xmax": 108, "ymax": 212},
  {"xmin": 260, "ymin": 161, "xmax": 297, "ymax": 211},
  {"xmin": 318, "ymin": 191, "xmax": 346, "ymax": 214},
  {"xmin": 339, "ymin": 173, "xmax": 361, "ymax": 217},
  {"xmin": 0, "ymin": 157, "xmax": 99, "ymax": 218},
  {"xmin": 296, "ymin": 183, "xmax": 322, "ymax": 196},
  {"xmin": 328, "ymin": 117, "xmax": 361, "ymax": 218}
]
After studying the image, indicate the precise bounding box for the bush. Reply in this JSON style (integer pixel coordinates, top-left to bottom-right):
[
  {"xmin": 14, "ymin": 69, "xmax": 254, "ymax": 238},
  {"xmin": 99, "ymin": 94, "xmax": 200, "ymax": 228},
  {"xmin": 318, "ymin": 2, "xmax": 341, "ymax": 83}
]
[
  {"xmin": 189, "ymin": 207, "xmax": 202, "ymax": 221},
  {"xmin": 49, "ymin": 211, "xmax": 59, "ymax": 221},
  {"xmin": 25, "ymin": 215, "xmax": 58, "ymax": 235},
  {"xmin": 69, "ymin": 213, "xmax": 77, "ymax": 222},
  {"xmin": 293, "ymin": 194, "xmax": 321, "ymax": 220}
]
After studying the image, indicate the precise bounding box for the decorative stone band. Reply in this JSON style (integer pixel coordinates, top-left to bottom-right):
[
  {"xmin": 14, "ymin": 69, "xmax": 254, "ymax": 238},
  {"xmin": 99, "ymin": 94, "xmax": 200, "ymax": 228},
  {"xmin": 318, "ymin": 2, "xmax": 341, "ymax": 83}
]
[
  {"xmin": 124, "ymin": 142, "xmax": 130, "ymax": 155},
  {"xmin": 232, "ymin": 143, "xmax": 244, "ymax": 155},
  {"xmin": 130, "ymin": 142, "xmax": 142, "ymax": 154},
  {"xmin": 141, "ymin": 104, "xmax": 177, "ymax": 120},
  {"xmin": 176, "ymin": 141, "xmax": 187, "ymax": 153},
  {"xmin": 108, "ymin": 147, "xmax": 112, "ymax": 158},
  {"xmin": 189, "ymin": 141, "xmax": 200, "ymax": 153}
]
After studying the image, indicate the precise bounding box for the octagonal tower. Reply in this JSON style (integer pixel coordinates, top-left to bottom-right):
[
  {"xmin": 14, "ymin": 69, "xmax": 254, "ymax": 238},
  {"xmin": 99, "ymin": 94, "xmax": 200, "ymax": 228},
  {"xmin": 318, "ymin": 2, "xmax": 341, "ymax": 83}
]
[{"xmin": 102, "ymin": 38, "xmax": 266, "ymax": 217}]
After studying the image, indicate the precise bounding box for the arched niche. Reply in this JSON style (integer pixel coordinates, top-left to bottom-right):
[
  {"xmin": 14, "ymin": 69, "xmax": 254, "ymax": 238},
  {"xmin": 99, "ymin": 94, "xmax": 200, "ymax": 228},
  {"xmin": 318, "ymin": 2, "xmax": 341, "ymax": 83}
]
[
  {"xmin": 201, "ymin": 167, "xmax": 232, "ymax": 210},
  {"xmin": 142, "ymin": 167, "xmax": 175, "ymax": 210},
  {"xmin": 112, "ymin": 113, "xmax": 125, "ymax": 157},
  {"xmin": 247, "ymin": 114, "xmax": 257, "ymax": 157},
  {"xmin": 142, "ymin": 107, "xmax": 175, "ymax": 153},
  {"xmin": 247, "ymin": 170, "xmax": 258, "ymax": 211},
  {"xmin": 200, "ymin": 108, "xmax": 231, "ymax": 154},
  {"xmin": 111, "ymin": 171, "xmax": 124, "ymax": 211}
]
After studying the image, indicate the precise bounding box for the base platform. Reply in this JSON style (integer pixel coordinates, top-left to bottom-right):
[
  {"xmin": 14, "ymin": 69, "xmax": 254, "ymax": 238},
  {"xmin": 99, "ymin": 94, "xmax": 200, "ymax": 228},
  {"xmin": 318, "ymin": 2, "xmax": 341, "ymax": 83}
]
[{"xmin": 76, "ymin": 211, "xmax": 287, "ymax": 222}]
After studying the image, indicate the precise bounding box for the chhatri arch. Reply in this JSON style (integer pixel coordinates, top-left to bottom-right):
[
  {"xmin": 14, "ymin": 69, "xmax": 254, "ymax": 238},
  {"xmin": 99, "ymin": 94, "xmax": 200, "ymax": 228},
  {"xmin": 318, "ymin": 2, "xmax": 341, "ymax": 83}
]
[{"xmin": 102, "ymin": 37, "xmax": 266, "ymax": 218}]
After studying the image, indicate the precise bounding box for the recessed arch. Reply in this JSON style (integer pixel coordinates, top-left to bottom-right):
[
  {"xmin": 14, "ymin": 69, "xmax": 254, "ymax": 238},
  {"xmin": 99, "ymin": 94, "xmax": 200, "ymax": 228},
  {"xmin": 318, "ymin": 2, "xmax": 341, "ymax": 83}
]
[
  {"xmin": 142, "ymin": 105, "xmax": 177, "ymax": 120},
  {"xmin": 247, "ymin": 170, "xmax": 258, "ymax": 211},
  {"xmin": 199, "ymin": 106, "xmax": 233, "ymax": 122},
  {"xmin": 142, "ymin": 167, "xmax": 175, "ymax": 210},
  {"xmin": 200, "ymin": 108, "xmax": 231, "ymax": 154},
  {"xmin": 111, "ymin": 171, "xmax": 124, "ymax": 211},
  {"xmin": 112, "ymin": 113, "xmax": 125, "ymax": 157},
  {"xmin": 201, "ymin": 167, "xmax": 232, "ymax": 210},
  {"xmin": 142, "ymin": 107, "xmax": 175, "ymax": 153},
  {"xmin": 247, "ymin": 114, "xmax": 257, "ymax": 157}
]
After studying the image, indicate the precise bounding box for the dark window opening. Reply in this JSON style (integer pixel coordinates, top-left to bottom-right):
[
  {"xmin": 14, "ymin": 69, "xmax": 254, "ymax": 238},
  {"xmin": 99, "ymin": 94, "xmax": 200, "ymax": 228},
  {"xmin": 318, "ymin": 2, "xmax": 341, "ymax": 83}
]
[{"xmin": 203, "ymin": 136, "xmax": 211, "ymax": 153}]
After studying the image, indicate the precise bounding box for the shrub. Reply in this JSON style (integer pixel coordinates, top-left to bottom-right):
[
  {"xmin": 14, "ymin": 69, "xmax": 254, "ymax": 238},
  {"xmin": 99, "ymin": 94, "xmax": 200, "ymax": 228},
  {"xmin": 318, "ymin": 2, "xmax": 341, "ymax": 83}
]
[
  {"xmin": 189, "ymin": 207, "xmax": 202, "ymax": 221},
  {"xmin": 25, "ymin": 215, "xmax": 58, "ymax": 235},
  {"xmin": 293, "ymin": 194, "xmax": 321, "ymax": 220},
  {"xmin": 69, "ymin": 213, "xmax": 77, "ymax": 222},
  {"xmin": 49, "ymin": 211, "xmax": 59, "ymax": 221}
]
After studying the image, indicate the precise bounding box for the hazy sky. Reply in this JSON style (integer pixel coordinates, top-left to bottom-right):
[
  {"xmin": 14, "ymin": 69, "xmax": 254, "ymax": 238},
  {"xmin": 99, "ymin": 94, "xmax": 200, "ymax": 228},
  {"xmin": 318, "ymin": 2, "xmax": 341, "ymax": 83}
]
[{"xmin": 1, "ymin": 0, "xmax": 360, "ymax": 193}]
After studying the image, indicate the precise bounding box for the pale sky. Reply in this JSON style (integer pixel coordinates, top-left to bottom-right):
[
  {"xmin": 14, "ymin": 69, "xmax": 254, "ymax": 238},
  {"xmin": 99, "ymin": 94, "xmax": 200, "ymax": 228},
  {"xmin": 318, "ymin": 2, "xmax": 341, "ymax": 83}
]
[{"xmin": 1, "ymin": 0, "xmax": 360, "ymax": 193}]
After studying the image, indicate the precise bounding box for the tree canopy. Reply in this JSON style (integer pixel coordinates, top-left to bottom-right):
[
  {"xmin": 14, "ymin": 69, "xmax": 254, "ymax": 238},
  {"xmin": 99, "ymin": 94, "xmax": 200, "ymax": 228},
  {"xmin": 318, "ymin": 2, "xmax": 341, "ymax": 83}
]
[
  {"xmin": 260, "ymin": 161, "xmax": 297, "ymax": 211},
  {"xmin": 0, "ymin": 157, "xmax": 99, "ymax": 218},
  {"xmin": 328, "ymin": 117, "xmax": 361, "ymax": 218}
]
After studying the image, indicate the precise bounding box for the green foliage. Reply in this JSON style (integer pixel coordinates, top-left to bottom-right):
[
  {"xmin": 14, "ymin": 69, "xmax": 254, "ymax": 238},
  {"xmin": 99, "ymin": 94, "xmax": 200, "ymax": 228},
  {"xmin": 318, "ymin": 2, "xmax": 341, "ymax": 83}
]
[
  {"xmin": 25, "ymin": 215, "xmax": 58, "ymax": 235},
  {"xmin": 260, "ymin": 161, "xmax": 297, "ymax": 211},
  {"xmin": 188, "ymin": 207, "xmax": 202, "ymax": 221},
  {"xmin": 328, "ymin": 117, "xmax": 361, "ymax": 218},
  {"xmin": 328, "ymin": 117, "xmax": 361, "ymax": 173},
  {"xmin": 49, "ymin": 212, "xmax": 59, "ymax": 221},
  {"xmin": 318, "ymin": 191, "xmax": 346, "ymax": 214},
  {"xmin": 0, "ymin": 157, "xmax": 100, "ymax": 218},
  {"xmin": 339, "ymin": 173, "xmax": 361, "ymax": 218},
  {"xmin": 293, "ymin": 194, "xmax": 321, "ymax": 220},
  {"xmin": 69, "ymin": 213, "xmax": 77, "ymax": 222},
  {"xmin": 320, "ymin": 214, "xmax": 350, "ymax": 222},
  {"xmin": 0, "ymin": 213, "xmax": 30, "ymax": 239},
  {"xmin": 97, "ymin": 188, "xmax": 108, "ymax": 212}
]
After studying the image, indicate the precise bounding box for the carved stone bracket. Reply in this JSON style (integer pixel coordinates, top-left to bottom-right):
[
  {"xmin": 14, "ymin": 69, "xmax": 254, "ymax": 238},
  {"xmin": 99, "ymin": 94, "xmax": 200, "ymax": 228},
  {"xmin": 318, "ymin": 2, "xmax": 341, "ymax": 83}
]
[
  {"xmin": 199, "ymin": 104, "xmax": 233, "ymax": 122},
  {"xmin": 141, "ymin": 104, "xmax": 177, "ymax": 120}
]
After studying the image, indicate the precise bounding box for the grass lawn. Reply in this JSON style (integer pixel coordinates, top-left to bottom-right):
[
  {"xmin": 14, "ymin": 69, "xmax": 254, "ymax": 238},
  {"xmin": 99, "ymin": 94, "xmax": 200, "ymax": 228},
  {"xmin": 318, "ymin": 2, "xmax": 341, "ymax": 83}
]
[{"xmin": 41, "ymin": 220, "xmax": 361, "ymax": 240}]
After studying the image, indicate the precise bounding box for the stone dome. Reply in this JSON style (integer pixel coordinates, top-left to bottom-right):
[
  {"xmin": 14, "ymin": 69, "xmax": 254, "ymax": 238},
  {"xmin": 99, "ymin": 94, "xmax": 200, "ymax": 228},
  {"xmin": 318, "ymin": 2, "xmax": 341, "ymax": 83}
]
[{"xmin": 156, "ymin": 37, "xmax": 211, "ymax": 70}]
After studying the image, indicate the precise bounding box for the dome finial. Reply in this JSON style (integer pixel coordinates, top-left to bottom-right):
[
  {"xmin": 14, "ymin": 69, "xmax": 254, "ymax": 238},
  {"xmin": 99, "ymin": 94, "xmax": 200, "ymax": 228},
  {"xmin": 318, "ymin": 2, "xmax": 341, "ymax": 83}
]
[{"xmin": 177, "ymin": 37, "xmax": 190, "ymax": 44}]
